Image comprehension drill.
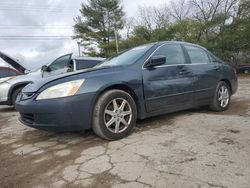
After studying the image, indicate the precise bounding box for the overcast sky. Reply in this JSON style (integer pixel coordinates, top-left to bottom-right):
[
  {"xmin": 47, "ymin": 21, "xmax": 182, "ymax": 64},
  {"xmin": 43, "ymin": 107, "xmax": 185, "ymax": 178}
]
[{"xmin": 0, "ymin": 0, "xmax": 169, "ymax": 70}]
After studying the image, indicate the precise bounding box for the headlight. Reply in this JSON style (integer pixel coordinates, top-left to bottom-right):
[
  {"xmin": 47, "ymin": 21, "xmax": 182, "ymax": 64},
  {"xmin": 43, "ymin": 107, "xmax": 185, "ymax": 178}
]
[{"xmin": 36, "ymin": 79, "xmax": 85, "ymax": 100}]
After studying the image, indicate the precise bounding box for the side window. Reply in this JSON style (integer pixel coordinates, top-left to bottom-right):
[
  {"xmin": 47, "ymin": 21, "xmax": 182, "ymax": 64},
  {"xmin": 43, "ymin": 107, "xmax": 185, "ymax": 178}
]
[
  {"xmin": 208, "ymin": 53, "xmax": 222, "ymax": 63},
  {"xmin": 185, "ymin": 45, "xmax": 210, "ymax": 64},
  {"xmin": 153, "ymin": 44, "xmax": 186, "ymax": 65},
  {"xmin": 49, "ymin": 54, "xmax": 71, "ymax": 71},
  {"xmin": 0, "ymin": 69, "xmax": 9, "ymax": 78},
  {"xmin": 76, "ymin": 60, "xmax": 102, "ymax": 70}
]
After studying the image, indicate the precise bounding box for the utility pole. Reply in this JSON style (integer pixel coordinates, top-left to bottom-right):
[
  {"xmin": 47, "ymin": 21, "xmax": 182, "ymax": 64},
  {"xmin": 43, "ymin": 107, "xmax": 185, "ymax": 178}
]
[
  {"xmin": 77, "ymin": 41, "xmax": 81, "ymax": 56},
  {"xmin": 115, "ymin": 28, "xmax": 119, "ymax": 54}
]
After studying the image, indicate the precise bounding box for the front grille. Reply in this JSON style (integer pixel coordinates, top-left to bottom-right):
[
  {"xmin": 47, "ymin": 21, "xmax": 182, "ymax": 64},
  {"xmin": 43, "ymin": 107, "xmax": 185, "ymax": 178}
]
[{"xmin": 20, "ymin": 113, "xmax": 34, "ymax": 124}]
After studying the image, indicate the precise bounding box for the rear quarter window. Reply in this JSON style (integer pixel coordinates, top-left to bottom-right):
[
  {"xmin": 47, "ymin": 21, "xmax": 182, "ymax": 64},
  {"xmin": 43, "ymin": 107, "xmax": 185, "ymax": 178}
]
[{"xmin": 185, "ymin": 45, "xmax": 210, "ymax": 64}]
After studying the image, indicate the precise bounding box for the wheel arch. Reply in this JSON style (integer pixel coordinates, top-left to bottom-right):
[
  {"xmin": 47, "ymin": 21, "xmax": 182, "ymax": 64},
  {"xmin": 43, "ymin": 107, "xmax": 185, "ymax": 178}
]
[
  {"xmin": 90, "ymin": 83, "xmax": 144, "ymax": 121},
  {"xmin": 220, "ymin": 79, "xmax": 232, "ymax": 94},
  {"xmin": 8, "ymin": 82, "xmax": 31, "ymax": 104}
]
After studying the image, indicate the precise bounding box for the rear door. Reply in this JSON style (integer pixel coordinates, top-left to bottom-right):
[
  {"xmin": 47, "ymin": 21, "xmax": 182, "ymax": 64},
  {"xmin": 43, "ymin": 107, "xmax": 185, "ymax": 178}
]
[
  {"xmin": 142, "ymin": 43, "xmax": 195, "ymax": 113},
  {"xmin": 183, "ymin": 45, "xmax": 221, "ymax": 105}
]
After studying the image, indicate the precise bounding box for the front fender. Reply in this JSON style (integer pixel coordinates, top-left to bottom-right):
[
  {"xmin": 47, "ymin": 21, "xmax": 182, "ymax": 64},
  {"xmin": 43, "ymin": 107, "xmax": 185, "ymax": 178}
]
[{"xmin": 8, "ymin": 82, "xmax": 31, "ymax": 102}]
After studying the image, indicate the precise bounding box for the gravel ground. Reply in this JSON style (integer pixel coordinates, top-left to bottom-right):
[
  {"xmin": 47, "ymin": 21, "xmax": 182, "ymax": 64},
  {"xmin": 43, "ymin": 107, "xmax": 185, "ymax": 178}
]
[{"xmin": 0, "ymin": 76, "xmax": 250, "ymax": 188}]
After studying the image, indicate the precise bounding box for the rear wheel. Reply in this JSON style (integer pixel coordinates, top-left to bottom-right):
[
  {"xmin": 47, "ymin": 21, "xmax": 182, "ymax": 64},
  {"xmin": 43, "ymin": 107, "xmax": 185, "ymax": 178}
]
[
  {"xmin": 92, "ymin": 90, "xmax": 137, "ymax": 140},
  {"xmin": 209, "ymin": 81, "xmax": 230, "ymax": 112}
]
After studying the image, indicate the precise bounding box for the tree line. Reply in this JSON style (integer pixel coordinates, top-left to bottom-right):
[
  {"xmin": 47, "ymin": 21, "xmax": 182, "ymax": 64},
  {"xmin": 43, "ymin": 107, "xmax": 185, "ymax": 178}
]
[{"xmin": 73, "ymin": 0, "xmax": 250, "ymax": 65}]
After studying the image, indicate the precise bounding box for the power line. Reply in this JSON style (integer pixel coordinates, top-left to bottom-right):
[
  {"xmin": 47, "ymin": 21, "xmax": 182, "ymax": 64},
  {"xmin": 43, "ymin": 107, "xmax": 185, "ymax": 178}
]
[
  {"xmin": 0, "ymin": 25, "xmax": 74, "ymax": 28},
  {"xmin": 0, "ymin": 35, "xmax": 73, "ymax": 40},
  {"xmin": 0, "ymin": 9, "xmax": 78, "ymax": 16},
  {"xmin": 0, "ymin": 2, "xmax": 79, "ymax": 15},
  {"xmin": 0, "ymin": 27, "xmax": 73, "ymax": 30},
  {"xmin": 0, "ymin": 38, "xmax": 73, "ymax": 40},
  {"xmin": 0, "ymin": 10, "xmax": 76, "ymax": 16},
  {"xmin": 0, "ymin": 3, "xmax": 77, "ymax": 10},
  {"xmin": 0, "ymin": 35, "xmax": 72, "ymax": 37},
  {"xmin": 0, "ymin": 5, "xmax": 77, "ymax": 10},
  {"xmin": 0, "ymin": 8, "xmax": 75, "ymax": 13}
]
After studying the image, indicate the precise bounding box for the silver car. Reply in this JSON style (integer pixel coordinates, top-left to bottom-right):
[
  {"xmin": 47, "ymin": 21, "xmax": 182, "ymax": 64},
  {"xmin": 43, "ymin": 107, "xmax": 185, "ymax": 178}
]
[{"xmin": 0, "ymin": 52, "xmax": 104, "ymax": 106}]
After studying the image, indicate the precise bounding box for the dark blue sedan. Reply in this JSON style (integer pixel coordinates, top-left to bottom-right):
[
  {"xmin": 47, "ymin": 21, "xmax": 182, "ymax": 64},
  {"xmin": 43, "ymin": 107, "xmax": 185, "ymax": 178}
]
[{"xmin": 16, "ymin": 41, "xmax": 238, "ymax": 140}]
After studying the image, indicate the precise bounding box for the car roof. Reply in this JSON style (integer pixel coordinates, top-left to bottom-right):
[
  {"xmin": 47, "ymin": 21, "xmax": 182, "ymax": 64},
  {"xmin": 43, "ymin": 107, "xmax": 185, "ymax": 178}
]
[
  {"xmin": 74, "ymin": 56, "xmax": 105, "ymax": 61},
  {"xmin": 157, "ymin": 41, "xmax": 207, "ymax": 49}
]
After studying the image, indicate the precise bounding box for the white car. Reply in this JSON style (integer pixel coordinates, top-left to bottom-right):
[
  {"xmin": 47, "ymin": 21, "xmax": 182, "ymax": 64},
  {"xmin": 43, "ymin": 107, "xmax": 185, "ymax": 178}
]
[{"xmin": 0, "ymin": 52, "xmax": 104, "ymax": 106}]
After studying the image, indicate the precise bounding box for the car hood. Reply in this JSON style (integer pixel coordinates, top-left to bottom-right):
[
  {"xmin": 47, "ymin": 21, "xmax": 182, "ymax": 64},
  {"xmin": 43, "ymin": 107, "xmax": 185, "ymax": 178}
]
[
  {"xmin": 6, "ymin": 69, "xmax": 42, "ymax": 84},
  {"xmin": 22, "ymin": 66, "xmax": 116, "ymax": 93},
  {"xmin": 0, "ymin": 51, "xmax": 26, "ymax": 73}
]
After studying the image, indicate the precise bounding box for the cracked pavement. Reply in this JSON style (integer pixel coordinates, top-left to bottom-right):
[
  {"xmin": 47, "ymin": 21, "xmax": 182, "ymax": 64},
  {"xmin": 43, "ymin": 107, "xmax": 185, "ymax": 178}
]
[{"xmin": 0, "ymin": 76, "xmax": 250, "ymax": 188}]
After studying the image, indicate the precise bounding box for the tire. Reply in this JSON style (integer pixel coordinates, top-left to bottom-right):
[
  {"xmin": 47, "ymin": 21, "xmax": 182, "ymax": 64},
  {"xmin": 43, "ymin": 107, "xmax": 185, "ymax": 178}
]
[
  {"xmin": 244, "ymin": 70, "xmax": 249, "ymax": 74},
  {"xmin": 209, "ymin": 81, "xmax": 231, "ymax": 112},
  {"xmin": 11, "ymin": 87, "xmax": 23, "ymax": 107},
  {"xmin": 92, "ymin": 89, "xmax": 137, "ymax": 140}
]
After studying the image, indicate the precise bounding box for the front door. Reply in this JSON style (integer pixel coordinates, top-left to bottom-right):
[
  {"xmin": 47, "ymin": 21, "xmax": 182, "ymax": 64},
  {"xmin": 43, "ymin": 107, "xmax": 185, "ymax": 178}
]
[
  {"xmin": 142, "ymin": 43, "xmax": 195, "ymax": 113},
  {"xmin": 43, "ymin": 54, "xmax": 72, "ymax": 77}
]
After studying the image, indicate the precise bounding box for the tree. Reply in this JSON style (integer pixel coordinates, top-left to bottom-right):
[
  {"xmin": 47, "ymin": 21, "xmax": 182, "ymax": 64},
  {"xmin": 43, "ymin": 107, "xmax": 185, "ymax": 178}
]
[
  {"xmin": 169, "ymin": 0, "xmax": 191, "ymax": 21},
  {"xmin": 190, "ymin": 0, "xmax": 238, "ymax": 42},
  {"xmin": 124, "ymin": 17, "xmax": 135, "ymax": 39},
  {"xmin": 136, "ymin": 5, "xmax": 170, "ymax": 31},
  {"xmin": 73, "ymin": 0, "xmax": 125, "ymax": 57},
  {"xmin": 73, "ymin": 0, "xmax": 249, "ymax": 65},
  {"xmin": 217, "ymin": 0, "xmax": 250, "ymax": 63}
]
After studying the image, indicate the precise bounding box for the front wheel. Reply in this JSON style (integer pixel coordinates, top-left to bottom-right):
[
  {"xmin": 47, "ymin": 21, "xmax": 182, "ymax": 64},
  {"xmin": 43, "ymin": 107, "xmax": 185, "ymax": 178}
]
[
  {"xmin": 92, "ymin": 90, "xmax": 137, "ymax": 140},
  {"xmin": 12, "ymin": 87, "xmax": 23, "ymax": 107},
  {"xmin": 209, "ymin": 81, "xmax": 231, "ymax": 112}
]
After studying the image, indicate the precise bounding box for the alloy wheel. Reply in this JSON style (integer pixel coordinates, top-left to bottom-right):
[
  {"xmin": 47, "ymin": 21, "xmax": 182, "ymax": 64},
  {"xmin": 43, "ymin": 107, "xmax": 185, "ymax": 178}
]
[
  {"xmin": 104, "ymin": 98, "xmax": 132, "ymax": 133},
  {"xmin": 218, "ymin": 85, "xmax": 229, "ymax": 108}
]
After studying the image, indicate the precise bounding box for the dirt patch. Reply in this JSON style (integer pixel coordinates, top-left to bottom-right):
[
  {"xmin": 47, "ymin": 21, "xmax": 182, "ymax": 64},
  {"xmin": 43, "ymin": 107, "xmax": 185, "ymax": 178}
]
[
  {"xmin": 0, "ymin": 129, "xmax": 108, "ymax": 188},
  {"xmin": 220, "ymin": 99, "xmax": 250, "ymax": 117},
  {"xmin": 136, "ymin": 113, "xmax": 176, "ymax": 131},
  {"xmin": 218, "ymin": 137, "xmax": 236, "ymax": 145},
  {"xmin": 227, "ymin": 129, "xmax": 240, "ymax": 134}
]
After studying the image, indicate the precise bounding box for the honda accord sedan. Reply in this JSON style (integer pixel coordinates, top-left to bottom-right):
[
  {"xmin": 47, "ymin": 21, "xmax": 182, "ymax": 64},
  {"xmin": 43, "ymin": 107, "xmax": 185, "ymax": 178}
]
[{"xmin": 16, "ymin": 41, "xmax": 238, "ymax": 140}]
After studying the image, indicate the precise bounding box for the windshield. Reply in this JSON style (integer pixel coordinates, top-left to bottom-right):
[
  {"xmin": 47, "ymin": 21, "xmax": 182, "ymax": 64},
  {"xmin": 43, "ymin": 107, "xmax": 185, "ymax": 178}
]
[{"xmin": 96, "ymin": 44, "xmax": 153, "ymax": 68}]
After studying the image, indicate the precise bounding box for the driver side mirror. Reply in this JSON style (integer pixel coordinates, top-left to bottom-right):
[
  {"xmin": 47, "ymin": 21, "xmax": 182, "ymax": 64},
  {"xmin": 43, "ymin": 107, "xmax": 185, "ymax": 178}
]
[
  {"xmin": 145, "ymin": 55, "xmax": 166, "ymax": 68},
  {"xmin": 41, "ymin": 65, "xmax": 51, "ymax": 72}
]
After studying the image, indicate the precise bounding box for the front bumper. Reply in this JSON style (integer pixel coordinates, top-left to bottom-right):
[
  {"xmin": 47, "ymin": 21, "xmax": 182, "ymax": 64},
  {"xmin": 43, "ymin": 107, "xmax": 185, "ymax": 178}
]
[{"xmin": 15, "ymin": 93, "xmax": 95, "ymax": 131}]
